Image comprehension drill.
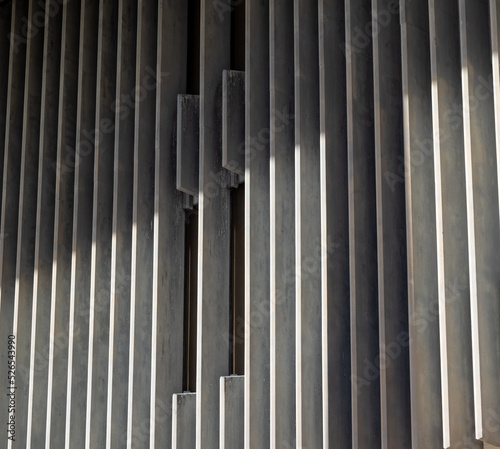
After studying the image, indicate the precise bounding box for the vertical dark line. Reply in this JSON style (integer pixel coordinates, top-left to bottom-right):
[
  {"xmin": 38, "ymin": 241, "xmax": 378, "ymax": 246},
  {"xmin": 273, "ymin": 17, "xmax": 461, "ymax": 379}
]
[
  {"xmin": 229, "ymin": 189, "xmax": 235, "ymax": 374},
  {"xmin": 183, "ymin": 208, "xmax": 198, "ymax": 391},
  {"xmin": 231, "ymin": 183, "xmax": 245, "ymax": 375},
  {"xmin": 183, "ymin": 217, "xmax": 190, "ymax": 392},
  {"xmin": 190, "ymin": 211, "xmax": 198, "ymax": 392},
  {"xmin": 231, "ymin": 0, "xmax": 245, "ymax": 70},
  {"xmin": 187, "ymin": 0, "xmax": 200, "ymax": 94}
]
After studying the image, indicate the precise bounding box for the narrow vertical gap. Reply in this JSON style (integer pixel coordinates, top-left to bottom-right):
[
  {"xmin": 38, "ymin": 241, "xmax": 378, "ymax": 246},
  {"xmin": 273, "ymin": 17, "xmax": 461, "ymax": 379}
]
[
  {"xmin": 183, "ymin": 0, "xmax": 200, "ymax": 393},
  {"xmin": 230, "ymin": 184, "xmax": 245, "ymax": 375},
  {"xmin": 187, "ymin": 0, "xmax": 200, "ymax": 94},
  {"xmin": 183, "ymin": 209, "xmax": 198, "ymax": 391},
  {"xmin": 231, "ymin": 0, "xmax": 245, "ymax": 71}
]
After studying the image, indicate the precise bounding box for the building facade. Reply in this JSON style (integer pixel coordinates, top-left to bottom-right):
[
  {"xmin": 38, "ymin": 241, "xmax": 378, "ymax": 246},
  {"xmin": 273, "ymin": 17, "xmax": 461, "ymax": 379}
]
[{"xmin": 0, "ymin": 0, "xmax": 499, "ymax": 448}]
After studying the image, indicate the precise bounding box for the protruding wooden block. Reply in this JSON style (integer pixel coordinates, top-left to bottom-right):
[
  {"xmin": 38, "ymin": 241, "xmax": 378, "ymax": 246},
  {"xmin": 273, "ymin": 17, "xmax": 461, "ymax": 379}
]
[
  {"xmin": 177, "ymin": 94, "xmax": 200, "ymax": 197},
  {"xmin": 222, "ymin": 70, "xmax": 245, "ymax": 176},
  {"xmin": 173, "ymin": 393, "xmax": 196, "ymax": 449},
  {"xmin": 220, "ymin": 376, "xmax": 244, "ymax": 449}
]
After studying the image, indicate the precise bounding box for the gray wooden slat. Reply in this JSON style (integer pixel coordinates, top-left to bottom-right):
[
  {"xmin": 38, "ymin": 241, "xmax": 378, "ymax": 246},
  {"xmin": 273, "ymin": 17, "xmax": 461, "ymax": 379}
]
[
  {"xmin": 0, "ymin": 1, "xmax": 28, "ymax": 448},
  {"xmin": 245, "ymin": 0, "xmax": 271, "ymax": 448},
  {"xmin": 400, "ymin": 0, "xmax": 443, "ymax": 447},
  {"xmin": 66, "ymin": 0, "xmax": 99, "ymax": 446},
  {"xmin": 26, "ymin": 1, "xmax": 61, "ymax": 446},
  {"xmin": 459, "ymin": 0, "xmax": 500, "ymax": 445},
  {"xmin": 293, "ymin": 0, "xmax": 322, "ymax": 448},
  {"xmin": 491, "ymin": 0, "xmax": 500, "ymax": 217},
  {"xmin": 269, "ymin": 0, "xmax": 296, "ymax": 447},
  {"xmin": 0, "ymin": 0, "xmax": 10, "ymax": 194},
  {"xmin": 11, "ymin": 0, "xmax": 44, "ymax": 447},
  {"xmin": 177, "ymin": 94, "xmax": 200, "ymax": 197},
  {"xmin": 106, "ymin": 0, "xmax": 137, "ymax": 447},
  {"xmin": 490, "ymin": 1, "xmax": 500, "ymax": 438},
  {"xmin": 127, "ymin": 0, "xmax": 158, "ymax": 446},
  {"xmin": 269, "ymin": 0, "xmax": 296, "ymax": 449},
  {"xmin": 371, "ymin": 0, "xmax": 410, "ymax": 447},
  {"xmin": 196, "ymin": 0, "xmax": 232, "ymax": 447},
  {"xmin": 345, "ymin": 0, "xmax": 380, "ymax": 447},
  {"xmin": 318, "ymin": 0, "xmax": 351, "ymax": 447},
  {"xmin": 173, "ymin": 393, "xmax": 196, "ymax": 449},
  {"xmin": 220, "ymin": 376, "xmax": 244, "ymax": 449},
  {"xmin": 46, "ymin": 0, "xmax": 81, "ymax": 446},
  {"xmin": 85, "ymin": 0, "xmax": 117, "ymax": 447},
  {"xmin": 428, "ymin": 1, "xmax": 481, "ymax": 448},
  {"xmin": 222, "ymin": 69, "xmax": 245, "ymax": 176},
  {"xmin": 151, "ymin": 0, "xmax": 188, "ymax": 446}
]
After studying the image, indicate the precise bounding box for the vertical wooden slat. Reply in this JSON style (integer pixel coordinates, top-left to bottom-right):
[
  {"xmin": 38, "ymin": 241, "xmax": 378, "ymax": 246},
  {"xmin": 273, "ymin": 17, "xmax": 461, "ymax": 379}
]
[
  {"xmin": 270, "ymin": 1, "xmax": 296, "ymax": 447},
  {"xmin": 245, "ymin": 0, "xmax": 270, "ymax": 448},
  {"xmin": 0, "ymin": 0, "xmax": 10, "ymax": 190},
  {"xmin": 400, "ymin": 0, "xmax": 442, "ymax": 447},
  {"xmin": 345, "ymin": 0, "xmax": 380, "ymax": 447},
  {"xmin": 66, "ymin": 0, "xmax": 99, "ymax": 446},
  {"xmin": 27, "ymin": 1, "xmax": 61, "ymax": 446},
  {"xmin": 0, "ymin": 1, "xmax": 28, "ymax": 448},
  {"xmin": 11, "ymin": 0, "xmax": 44, "ymax": 447},
  {"xmin": 429, "ymin": 1, "xmax": 480, "ymax": 448},
  {"xmin": 489, "ymin": 2, "xmax": 500, "ymax": 438},
  {"xmin": 46, "ymin": 0, "xmax": 80, "ymax": 445},
  {"xmin": 221, "ymin": 375, "xmax": 244, "ymax": 449},
  {"xmin": 127, "ymin": 0, "xmax": 157, "ymax": 446},
  {"xmin": 85, "ymin": 0, "xmax": 117, "ymax": 447},
  {"xmin": 459, "ymin": 0, "xmax": 500, "ymax": 445},
  {"xmin": 151, "ymin": 0, "xmax": 188, "ymax": 446},
  {"xmin": 176, "ymin": 94, "xmax": 200, "ymax": 197},
  {"xmin": 372, "ymin": 0, "xmax": 410, "ymax": 447},
  {"xmin": 172, "ymin": 393, "xmax": 197, "ymax": 449},
  {"xmin": 491, "ymin": 0, "xmax": 500, "ymax": 219},
  {"xmin": 196, "ymin": 0, "xmax": 232, "ymax": 447},
  {"xmin": 106, "ymin": 0, "xmax": 136, "ymax": 446},
  {"xmin": 293, "ymin": 0, "xmax": 322, "ymax": 448},
  {"xmin": 318, "ymin": 0, "xmax": 351, "ymax": 447},
  {"xmin": 222, "ymin": 69, "xmax": 245, "ymax": 176}
]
